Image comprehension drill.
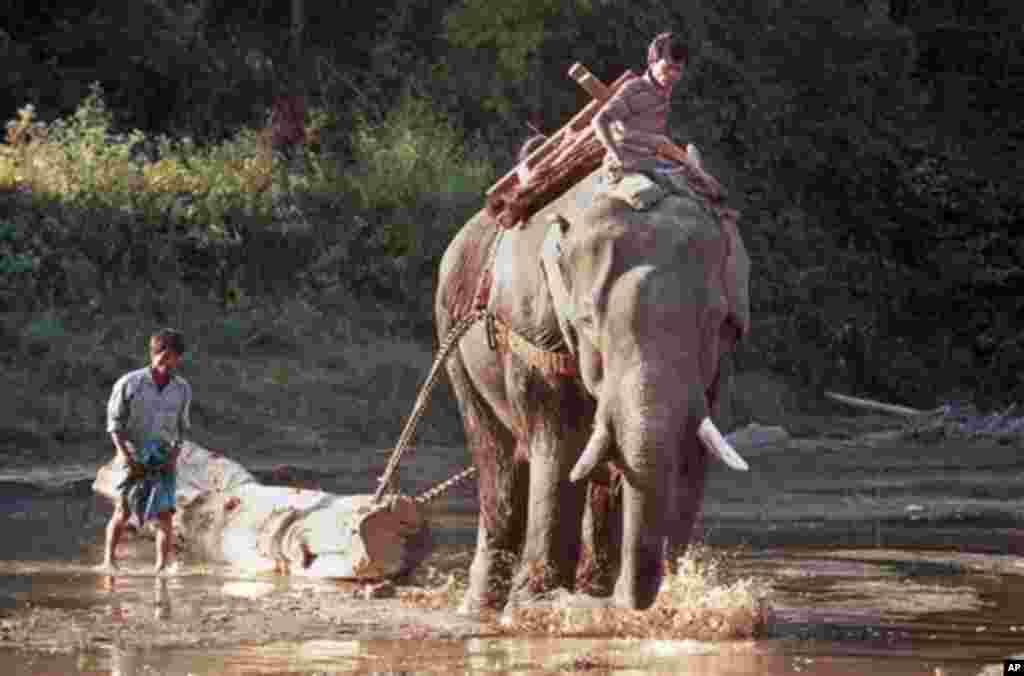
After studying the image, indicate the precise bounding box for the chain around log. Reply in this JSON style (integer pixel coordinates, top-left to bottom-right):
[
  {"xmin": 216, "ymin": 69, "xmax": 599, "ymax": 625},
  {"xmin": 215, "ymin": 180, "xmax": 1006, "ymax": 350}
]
[{"xmin": 414, "ymin": 465, "xmax": 477, "ymax": 505}]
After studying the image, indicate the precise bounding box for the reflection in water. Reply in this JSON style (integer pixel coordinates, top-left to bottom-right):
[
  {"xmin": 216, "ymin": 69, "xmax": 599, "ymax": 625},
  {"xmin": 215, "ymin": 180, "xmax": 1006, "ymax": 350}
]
[
  {"xmin": 220, "ymin": 579, "xmax": 277, "ymax": 599},
  {"xmin": 154, "ymin": 578, "xmax": 171, "ymax": 620},
  {"xmin": 34, "ymin": 637, "xmax": 996, "ymax": 676},
  {"xmin": 109, "ymin": 647, "xmax": 137, "ymax": 676},
  {"xmin": 0, "ymin": 549, "xmax": 1019, "ymax": 676}
]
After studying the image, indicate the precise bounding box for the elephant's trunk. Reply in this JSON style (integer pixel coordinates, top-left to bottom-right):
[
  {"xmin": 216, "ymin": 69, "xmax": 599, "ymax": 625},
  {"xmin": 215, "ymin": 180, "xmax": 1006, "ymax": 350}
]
[
  {"xmin": 607, "ymin": 369, "xmax": 700, "ymax": 609},
  {"xmin": 569, "ymin": 364, "xmax": 747, "ymax": 609},
  {"xmin": 614, "ymin": 461, "xmax": 667, "ymax": 609},
  {"xmin": 614, "ymin": 426, "xmax": 677, "ymax": 609}
]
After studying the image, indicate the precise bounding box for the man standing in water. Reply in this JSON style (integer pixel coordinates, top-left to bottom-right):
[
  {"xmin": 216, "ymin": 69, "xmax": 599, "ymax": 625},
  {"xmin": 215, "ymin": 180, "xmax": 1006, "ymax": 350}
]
[{"xmin": 101, "ymin": 329, "xmax": 192, "ymax": 573}]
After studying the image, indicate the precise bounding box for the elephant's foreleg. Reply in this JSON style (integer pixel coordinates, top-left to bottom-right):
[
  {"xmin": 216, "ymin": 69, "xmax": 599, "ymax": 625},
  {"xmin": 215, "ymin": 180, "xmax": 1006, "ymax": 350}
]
[
  {"xmin": 509, "ymin": 445, "xmax": 586, "ymax": 602},
  {"xmin": 575, "ymin": 469, "xmax": 621, "ymax": 596},
  {"xmin": 446, "ymin": 355, "xmax": 524, "ymax": 614},
  {"xmin": 614, "ymin": 473, "xmax": 666, "ymax": 610},
  {"xmin": 507, "ymin": 368, "xmax": 592, "ymax": 606},
  {"xmin": 666, "ymin": 439, "xmax": 708, "ymax": 569},
  {"xmin": 665, "ymin": 382, "xmax": 716, "ymax": 567}
]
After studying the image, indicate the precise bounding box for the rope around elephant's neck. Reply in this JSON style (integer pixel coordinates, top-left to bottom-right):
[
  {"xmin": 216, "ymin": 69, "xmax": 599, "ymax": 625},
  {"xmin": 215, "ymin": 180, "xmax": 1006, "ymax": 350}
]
[{"xmin": 373, "ymin": 309, "xmax": 486, "ymax": 504}]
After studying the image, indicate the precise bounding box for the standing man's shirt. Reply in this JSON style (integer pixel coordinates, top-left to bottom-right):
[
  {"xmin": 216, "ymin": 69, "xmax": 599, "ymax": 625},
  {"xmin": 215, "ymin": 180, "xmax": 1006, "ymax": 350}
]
[{"xmin": 106, "ymin": 367, "xmax": 191, "ymax": 451}]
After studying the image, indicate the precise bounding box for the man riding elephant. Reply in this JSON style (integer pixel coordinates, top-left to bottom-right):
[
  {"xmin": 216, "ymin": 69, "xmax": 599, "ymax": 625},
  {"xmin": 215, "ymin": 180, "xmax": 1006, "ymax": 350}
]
[
  {"xmin": 592, "ymin": 32, "xmax": 704, "ymax": 185},
  {"xmin": 436, "ymin": 33, "xmax": 750, "ymax": 613}
]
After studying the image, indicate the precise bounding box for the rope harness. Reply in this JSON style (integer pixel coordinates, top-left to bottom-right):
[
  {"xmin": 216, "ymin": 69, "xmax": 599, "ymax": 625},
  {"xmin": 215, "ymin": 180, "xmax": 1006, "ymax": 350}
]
[
  {"xmin": 374, "ymin": 225, "xmax": 580, "ymax": 505},
  {"xmin": 373, "ymin": 308, "xmax": 486, "ymax": 503}
]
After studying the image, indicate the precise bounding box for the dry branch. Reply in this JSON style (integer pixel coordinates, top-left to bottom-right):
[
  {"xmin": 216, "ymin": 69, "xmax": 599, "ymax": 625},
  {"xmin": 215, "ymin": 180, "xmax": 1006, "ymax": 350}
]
[{"xmin": 825, "ymin": 391, "xmax": 929, "ymax": 417}]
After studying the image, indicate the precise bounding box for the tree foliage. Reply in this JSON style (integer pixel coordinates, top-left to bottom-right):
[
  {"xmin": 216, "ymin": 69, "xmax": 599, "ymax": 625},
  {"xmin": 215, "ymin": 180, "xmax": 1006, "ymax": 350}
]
[{"xmin": 2, "ymin": 0, "xmax": 1022, "ymax": 405}]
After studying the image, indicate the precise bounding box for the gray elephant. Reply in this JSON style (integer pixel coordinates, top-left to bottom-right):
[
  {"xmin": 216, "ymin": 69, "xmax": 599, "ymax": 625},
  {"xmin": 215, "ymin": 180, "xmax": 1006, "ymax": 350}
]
[{"xmin": 436, "ymin": 167, "xmax": 750, "ymax": 612}]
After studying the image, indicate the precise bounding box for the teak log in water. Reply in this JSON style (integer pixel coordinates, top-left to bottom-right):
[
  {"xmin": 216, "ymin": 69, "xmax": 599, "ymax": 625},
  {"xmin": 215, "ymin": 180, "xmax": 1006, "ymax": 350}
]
[{"xmin": 93, "ymin": 442, "xmax": 431, "ymax": 579}]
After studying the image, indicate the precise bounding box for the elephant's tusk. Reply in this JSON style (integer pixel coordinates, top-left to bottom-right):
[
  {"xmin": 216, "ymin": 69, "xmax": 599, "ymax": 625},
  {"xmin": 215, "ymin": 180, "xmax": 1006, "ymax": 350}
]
[
  {"xmin": 569, "ymin": 426, "xmax": 612, "ymax": 483},
  {"xmin": 697, "ymin": 418, "xmax": 749, "ymax": 471}
]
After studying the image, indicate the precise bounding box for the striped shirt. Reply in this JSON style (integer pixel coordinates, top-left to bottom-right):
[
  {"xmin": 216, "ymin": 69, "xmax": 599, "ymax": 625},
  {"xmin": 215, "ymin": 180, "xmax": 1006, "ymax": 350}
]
[
  {"xmin": 596, "ymin": 70, "xmax": 674, "ymax": 171},
  {"xmin": 106, "ymin": 367, "xmax": 192, "ymax": 450}
]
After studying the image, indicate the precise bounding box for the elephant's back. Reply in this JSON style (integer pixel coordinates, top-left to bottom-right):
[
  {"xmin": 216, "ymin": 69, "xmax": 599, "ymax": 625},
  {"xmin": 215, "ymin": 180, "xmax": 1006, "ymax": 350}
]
[{"xmin": 436, "ymin": 209, "xmax": 501, "ymax": 331}]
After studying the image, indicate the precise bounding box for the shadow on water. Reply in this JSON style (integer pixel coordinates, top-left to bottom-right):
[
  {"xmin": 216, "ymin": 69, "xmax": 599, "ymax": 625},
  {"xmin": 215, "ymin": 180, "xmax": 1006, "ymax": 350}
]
[{"xmin": 1, "ymin": 438, "xmax": 1023, "ymax": 674}]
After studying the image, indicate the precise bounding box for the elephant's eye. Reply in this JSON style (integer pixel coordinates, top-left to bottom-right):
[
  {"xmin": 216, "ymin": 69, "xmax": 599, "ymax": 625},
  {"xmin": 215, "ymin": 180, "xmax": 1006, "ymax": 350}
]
[{"xmin": 576, "ymin": 314, "xmax": 598, "ymax": 338}]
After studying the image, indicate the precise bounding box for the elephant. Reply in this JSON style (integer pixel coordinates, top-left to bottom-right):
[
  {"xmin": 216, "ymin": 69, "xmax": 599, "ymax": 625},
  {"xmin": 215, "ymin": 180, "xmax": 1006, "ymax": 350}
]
[{"xmin": 435, "ymin": 167, "xmax": 750, "ymax": 613}]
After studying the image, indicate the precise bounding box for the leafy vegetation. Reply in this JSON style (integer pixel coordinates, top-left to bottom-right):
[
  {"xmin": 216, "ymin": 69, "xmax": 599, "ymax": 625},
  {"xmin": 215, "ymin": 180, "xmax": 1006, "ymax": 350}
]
[{"xmin": 1, "ymin": 0, "xmax": 1022, "ymax": 444}]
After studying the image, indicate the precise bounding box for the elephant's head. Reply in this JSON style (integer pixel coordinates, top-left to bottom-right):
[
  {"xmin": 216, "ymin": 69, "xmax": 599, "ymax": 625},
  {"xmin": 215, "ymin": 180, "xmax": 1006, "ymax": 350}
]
[{"xmin": 539, "ymin": 194, "xmax": 750, "ymax": 609}]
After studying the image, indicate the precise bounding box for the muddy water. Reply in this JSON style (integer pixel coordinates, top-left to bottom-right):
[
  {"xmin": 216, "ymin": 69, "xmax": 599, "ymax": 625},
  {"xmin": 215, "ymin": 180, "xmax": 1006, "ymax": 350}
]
[{"xmin": 1, "ymin": 433, "xmax": 1023, "ymax": 674}]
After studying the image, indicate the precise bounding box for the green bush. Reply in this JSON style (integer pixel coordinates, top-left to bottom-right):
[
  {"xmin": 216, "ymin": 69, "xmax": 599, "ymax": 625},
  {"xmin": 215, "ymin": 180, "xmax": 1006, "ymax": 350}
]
[
  {"xmin": 0, "ymin": 221, "xmax": 34, "ymax": 274},
  {"xmin": 342, "ymin": 93, "xmax": 494, "ymax": 253}
]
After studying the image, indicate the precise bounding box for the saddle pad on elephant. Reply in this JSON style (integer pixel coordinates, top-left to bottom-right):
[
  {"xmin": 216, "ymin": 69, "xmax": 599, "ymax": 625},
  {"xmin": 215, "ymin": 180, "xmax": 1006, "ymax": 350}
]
[{"xmin": 609, "ymin": 172, "xmax": 669, "ymax": 211}]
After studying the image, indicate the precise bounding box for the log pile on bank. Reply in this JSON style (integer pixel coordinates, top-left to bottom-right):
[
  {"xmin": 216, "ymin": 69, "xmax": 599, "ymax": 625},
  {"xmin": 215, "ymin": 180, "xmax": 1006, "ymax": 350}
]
[{"xmin": 826, "ymin": 391, "xmax": 1024, "ymax": 443}]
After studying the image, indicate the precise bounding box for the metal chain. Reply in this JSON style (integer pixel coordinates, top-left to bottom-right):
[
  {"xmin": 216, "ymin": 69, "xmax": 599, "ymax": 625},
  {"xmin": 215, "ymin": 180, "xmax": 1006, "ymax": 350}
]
[{"xmin": 414, "ymin": 465, "xmax": 477, "ymax": 505}]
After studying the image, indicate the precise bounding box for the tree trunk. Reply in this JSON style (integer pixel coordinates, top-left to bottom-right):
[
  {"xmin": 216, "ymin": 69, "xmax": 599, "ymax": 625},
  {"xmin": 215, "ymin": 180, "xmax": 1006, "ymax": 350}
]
[{"xmin": 291, "ymin": 0, "xmax": 305, "ymax": 64}]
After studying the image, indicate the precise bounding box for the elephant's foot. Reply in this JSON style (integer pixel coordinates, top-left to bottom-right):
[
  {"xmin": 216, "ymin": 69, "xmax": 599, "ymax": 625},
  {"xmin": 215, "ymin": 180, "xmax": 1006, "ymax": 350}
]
[
  {"xmin": 610, "ymin": 570, "xmax": 662, "ymax": 611},
  {"xmin": 506, "ymin": 559, "xmax": 614, "ymax": 612},
  {"xmin": 505, "ymin": 559, "xmax": 566, "ymax": 610},
  {"xmin": 505, "ymin": 587, "xmax": 651, "ymax": 613},
  {"xmin": 457, "ymin": 591, "xmax": 489, "ymax": 616},
  {"xmin": 502, "ymin": 587, "xmax": 614, "ymax": 619},
  {"xmin": 574, "ymin": 555, "xmax": 615, "ymax": 598},
  {"xmin": 457, "ymin": 579, "xmax": 506, "ymax": 616},
  {"xmin": 457, "ymin": 552, "xmax": 516, "ymax": 616}
]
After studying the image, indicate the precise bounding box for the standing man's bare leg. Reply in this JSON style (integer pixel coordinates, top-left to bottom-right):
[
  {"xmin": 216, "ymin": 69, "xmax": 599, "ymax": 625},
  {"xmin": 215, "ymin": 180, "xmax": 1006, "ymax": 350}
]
[
  {"xmin": 102, "ymin": 505, "xmax": 128, "ymax": 570},
  {"xmin": 154, "ymin": 512, "xmax": 174, "ymax": 573}
]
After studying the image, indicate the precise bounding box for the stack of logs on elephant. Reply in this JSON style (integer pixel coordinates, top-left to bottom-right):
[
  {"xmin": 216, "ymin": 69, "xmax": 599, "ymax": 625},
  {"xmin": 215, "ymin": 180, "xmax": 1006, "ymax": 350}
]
[{"xmin": 436, "ymin": 62, "xmax": 752, "ymax": 614}]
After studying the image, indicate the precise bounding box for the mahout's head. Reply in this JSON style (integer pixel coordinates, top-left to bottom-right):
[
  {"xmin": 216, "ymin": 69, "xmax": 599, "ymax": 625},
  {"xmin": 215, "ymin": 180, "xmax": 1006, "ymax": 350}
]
[{"xmin": 149, "ymin": 328, "xmax": 186, "ymax": 376}]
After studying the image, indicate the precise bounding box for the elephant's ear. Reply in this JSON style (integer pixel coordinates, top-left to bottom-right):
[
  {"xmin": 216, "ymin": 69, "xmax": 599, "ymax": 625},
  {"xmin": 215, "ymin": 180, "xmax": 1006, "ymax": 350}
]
[
  {"xmin": 583, "ymin": 235, "xmax": 615, "ymax": 320},
  {"xmin": 540, "ymin": 215, "xmax": 578, "ymax": 357}
]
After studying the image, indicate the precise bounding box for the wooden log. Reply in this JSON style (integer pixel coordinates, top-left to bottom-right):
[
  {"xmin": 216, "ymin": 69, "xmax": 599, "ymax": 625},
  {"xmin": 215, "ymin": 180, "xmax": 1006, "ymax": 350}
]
[
  {"xmin": 567, "ymin": 62, "xmax": 612, "ymax": 100},
  {"xmin": 485, "ymin": 68, "xmax": 637, "ymax": 198},
  {"xmin": 493, "ymin": 135, "xmax": 605, "ymax": 227},
  {"xmin": 93, "ymin": 441, "xmax": 431, "ymax": 579},
  {"xmin": 525, "ymin": 63, "xmax": 632, "ymax": 178}
]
